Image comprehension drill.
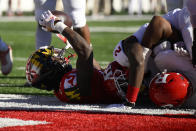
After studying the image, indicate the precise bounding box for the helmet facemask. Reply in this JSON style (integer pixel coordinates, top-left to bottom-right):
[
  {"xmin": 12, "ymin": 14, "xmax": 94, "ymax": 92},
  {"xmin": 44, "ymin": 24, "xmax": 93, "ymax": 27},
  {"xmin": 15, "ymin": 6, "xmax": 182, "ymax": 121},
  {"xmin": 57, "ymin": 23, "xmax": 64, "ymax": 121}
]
[
  {"xmin": 113, "ymin": 69, "xmax": 128, "ymax": 101},
  {"xmin": 26, "ymin": 46, "xmax": 73, "ymax": 91}
]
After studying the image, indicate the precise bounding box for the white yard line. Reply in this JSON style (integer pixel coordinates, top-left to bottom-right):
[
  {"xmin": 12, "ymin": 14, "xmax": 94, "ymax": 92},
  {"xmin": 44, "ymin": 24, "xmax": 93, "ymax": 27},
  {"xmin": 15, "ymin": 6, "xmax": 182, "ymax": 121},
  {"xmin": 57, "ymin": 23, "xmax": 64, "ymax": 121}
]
[
  {"xmin": 14, "ymin": 57, "xmax": 28, "ymax": 61},
  {"xmin": 0, "ymin": 118, "xmax": 50, "ymax": 128},
  {"xmin": 0, "ymin": 15, "xmax": 152, "ymax": 22},
  {"xmin": 14, "ymin": 57, "xmax": 110, "ymax": 70},
  {"xmin": 0, "ymin": 94, "xmax": 195, "ymax": 116},
  {"xmin": 90, "ymin": 26, "xmax": 139, "ymax": 33},
  {"xmin": 2, "ymin": 26, "xmax": 140, "ymax": 34}
]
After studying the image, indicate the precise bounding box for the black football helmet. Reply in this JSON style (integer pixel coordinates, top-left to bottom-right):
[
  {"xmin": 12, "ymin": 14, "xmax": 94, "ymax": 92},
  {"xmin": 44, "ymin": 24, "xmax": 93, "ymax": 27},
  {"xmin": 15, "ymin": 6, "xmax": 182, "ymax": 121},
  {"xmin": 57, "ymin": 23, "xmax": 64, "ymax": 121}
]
[{"xmin": 26, "ymin": 46, "xmax": 72, "ymax": 91}]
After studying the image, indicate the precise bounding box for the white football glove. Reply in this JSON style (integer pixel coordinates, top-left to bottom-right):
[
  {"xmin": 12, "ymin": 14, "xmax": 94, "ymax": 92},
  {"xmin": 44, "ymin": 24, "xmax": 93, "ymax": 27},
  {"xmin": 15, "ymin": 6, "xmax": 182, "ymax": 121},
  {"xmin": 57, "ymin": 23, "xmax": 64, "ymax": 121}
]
[
  {"xmin": 173, "ymin": 41, "xmax": 189, "ymax": 56},
  {"xmin": 39, "ymin": 10, "xmax": 67, "ymax": 33}
]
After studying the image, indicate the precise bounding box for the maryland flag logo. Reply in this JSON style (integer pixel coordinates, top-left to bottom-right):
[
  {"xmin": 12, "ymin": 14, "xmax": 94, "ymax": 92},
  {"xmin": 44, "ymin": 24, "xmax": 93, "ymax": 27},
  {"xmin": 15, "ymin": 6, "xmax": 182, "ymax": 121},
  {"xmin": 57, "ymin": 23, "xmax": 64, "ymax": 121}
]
[
  {"xmin": 65, "ymin": 87, "xmax": 80, "ymax": 101},
  {"xmin": 26, "ymin": 46, "xmax": 55, "ymax": 88},
  {"xmin": 37, "ymin": 47, "xmax": 54, "ymax": 56}
]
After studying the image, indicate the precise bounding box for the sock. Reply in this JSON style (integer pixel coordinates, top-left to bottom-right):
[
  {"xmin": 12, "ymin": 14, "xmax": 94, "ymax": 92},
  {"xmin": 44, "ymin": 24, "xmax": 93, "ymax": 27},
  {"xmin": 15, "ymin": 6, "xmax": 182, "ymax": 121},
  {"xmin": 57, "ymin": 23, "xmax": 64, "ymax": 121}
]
[{"xmin": 126, "ymin": 85, "xmax": 140, "ymax": 103}]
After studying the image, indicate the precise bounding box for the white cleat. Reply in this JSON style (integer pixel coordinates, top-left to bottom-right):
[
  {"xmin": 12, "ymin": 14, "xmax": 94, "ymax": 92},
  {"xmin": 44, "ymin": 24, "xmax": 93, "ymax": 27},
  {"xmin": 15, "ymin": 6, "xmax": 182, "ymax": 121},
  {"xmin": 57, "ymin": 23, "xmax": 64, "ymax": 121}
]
[{"xmin": 0, "ymin": 46, "xmax": 13, "ymax": 75}]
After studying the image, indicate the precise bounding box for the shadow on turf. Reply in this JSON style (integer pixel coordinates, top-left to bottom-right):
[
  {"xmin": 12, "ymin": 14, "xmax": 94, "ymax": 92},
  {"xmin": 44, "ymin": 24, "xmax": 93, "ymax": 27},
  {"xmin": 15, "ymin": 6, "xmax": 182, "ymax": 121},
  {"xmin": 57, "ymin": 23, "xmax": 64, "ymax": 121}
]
[
  {"xmin": 0, "ymin": 76, "xmax": 31, "ymax": 87},
  {"xmin": 0, "ymin": 83, "xmax": 31, "ymax": 87},
  {"xmin": 0, "ymin": 76, "xmax": 26, "ymax": 79}
]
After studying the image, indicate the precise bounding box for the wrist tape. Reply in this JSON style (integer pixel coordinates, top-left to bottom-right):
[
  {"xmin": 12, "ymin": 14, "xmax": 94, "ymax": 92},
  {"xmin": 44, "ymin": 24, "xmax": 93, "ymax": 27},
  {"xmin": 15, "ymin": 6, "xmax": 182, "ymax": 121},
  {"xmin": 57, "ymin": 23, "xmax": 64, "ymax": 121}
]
[{"xmin": 55, "ymin": 22, "xmax": 68, "ymax": 34}]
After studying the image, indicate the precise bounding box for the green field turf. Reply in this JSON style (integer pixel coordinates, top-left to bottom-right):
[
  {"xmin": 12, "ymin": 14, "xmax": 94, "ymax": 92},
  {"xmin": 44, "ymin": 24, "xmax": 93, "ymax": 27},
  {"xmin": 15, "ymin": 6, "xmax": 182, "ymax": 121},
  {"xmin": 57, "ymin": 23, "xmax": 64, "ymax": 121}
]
[{"xmin": 0, "ymin": 20, "xmax": 147, "ymax": 95}]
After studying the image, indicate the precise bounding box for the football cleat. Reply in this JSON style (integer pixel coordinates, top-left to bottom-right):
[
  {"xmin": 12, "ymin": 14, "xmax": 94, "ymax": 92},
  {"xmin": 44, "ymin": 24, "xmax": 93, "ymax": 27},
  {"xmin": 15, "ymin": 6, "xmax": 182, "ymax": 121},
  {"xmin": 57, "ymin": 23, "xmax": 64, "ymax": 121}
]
[
  {"xmin": 149, "ymin": 72, "xmax": 190, "ymax": 108},
  {"xmin": 0, "ymin": 46, "xmax": 13, "ymax": 75}
]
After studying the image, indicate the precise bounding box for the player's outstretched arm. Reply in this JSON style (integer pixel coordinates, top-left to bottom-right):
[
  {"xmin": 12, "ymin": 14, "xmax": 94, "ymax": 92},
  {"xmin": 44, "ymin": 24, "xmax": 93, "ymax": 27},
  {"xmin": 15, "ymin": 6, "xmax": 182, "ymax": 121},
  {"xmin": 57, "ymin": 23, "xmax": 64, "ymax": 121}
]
[
  {"xmin": 39, "ymin": 10, "xmax": 95, "ymax": 96},
  {"xmin": 39, "ymin": 10, "xmax": 92, "ymax": 61}
]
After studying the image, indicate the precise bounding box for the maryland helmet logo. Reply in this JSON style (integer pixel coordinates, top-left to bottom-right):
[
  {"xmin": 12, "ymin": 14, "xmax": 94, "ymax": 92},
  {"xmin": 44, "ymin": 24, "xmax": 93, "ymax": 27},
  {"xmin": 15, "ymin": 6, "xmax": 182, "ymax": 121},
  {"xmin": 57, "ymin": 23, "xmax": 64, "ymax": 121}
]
[{"xmin": 26, "ymin": 46, "xmax": 54, "ymax": 86}]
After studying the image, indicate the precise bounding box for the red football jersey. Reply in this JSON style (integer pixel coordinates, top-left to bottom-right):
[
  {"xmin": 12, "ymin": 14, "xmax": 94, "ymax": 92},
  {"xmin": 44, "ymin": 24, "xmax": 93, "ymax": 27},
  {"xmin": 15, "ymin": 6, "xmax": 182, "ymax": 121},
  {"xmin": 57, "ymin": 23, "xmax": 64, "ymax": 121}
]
[{"xmin": 54, "ymin": 61, "xmax": 128, "ymax": 104}]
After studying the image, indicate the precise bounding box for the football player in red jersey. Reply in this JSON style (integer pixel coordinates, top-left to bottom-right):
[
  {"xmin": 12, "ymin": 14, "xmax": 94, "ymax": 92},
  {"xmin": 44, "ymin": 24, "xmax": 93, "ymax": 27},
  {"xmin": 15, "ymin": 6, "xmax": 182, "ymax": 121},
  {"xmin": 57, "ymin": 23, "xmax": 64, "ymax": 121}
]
[
  {"xmin": 26, "ymin": 10, "xmax": 130, "ymax": 105},
  {"xmin": 26, "ymin": 46, "xmax": 127, "ymax": 104}
]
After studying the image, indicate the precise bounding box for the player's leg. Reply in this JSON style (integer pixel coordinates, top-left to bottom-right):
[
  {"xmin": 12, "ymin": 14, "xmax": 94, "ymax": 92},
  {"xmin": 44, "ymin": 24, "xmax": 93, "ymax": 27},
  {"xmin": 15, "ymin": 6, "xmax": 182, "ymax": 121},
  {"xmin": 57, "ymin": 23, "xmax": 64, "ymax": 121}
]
[
  {"xmin": 0, "ymin": 38, "xmax": 13, "ymax": 75},
  {"xmin": 7, "ymin": 0, "xmax": 13, "ymax": 16},
  {"xmin": 121, "ymin": 36, "xmax": 145, "ymax": 106},
  {"xmin": 34, "ymin": 0, "xmax": 57, "ymax": 49},
  {"xmin": 62, "ymin": 0, "xmax": 90, "ymax": 43},
  {"xmin": 63, "ymin": 0, "xmax": 101, "ymax": 70}
]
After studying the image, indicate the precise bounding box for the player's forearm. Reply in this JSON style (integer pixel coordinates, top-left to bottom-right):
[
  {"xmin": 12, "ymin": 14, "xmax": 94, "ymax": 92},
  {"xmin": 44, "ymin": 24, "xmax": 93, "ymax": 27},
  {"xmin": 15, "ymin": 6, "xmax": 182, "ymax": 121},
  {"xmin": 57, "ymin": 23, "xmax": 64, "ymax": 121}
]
[
  {"xmin": 61, "ymin": 27, "xmax": 92, "ymax": 59},
  {"xmin": 38, "ymin": 10, "xmax": 91, "ymax": 59},
  {"xmin": 126, "ymin": 64, "xmax": 144, "ymax": 101},
  {"xmin": 73, "ymin": 24, "xmax": 91, "ymax": 45},
  {"xmin": 124, "ymin": 44, "xmax": 145, "ymax": 104}
]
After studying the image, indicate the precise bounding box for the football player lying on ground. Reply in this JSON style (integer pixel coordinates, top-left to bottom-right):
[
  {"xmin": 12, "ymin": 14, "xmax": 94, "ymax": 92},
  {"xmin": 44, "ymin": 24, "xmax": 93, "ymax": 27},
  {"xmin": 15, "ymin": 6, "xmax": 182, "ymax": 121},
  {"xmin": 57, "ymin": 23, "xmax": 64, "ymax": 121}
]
[
  {"xmin": 27, "ymin": 8, "xmax": 195, "ymax": 107},
  {"xmin": 26, "ymin": 11, "xmax": 130, "ymax": 105},
  {"xmin": 26, "ymin": 45, "xmax": 129, "ymax": 104}
]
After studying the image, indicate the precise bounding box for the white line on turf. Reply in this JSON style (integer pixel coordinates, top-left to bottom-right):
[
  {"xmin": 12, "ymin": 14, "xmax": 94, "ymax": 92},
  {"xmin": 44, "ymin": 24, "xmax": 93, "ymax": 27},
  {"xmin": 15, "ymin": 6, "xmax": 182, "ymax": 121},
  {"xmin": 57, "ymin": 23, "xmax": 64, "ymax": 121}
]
[
  {"xmin": 14, "ymin": 57, "xmax": 27, "ymax": 61},
  {"xmin": 0, "ymin": 26, "xmax": 140, "ymax": 34},
  {"xmin": 0, "ymin": 94, "xmax": 195, "ymax": 116},
  {"xmin": 0, "ymin": 15, "xmax": 152, "ymax": 22},
  {"xmin": 90, "ymin": 26, "xmax": 139, "ymax": 33},
  {"xmin": 14, "ymin": 57, "xmax": 110, "ymax": 70},
  {"xmin": 0, "ymin": 118, "xmax": 51, "ymax": 128}
]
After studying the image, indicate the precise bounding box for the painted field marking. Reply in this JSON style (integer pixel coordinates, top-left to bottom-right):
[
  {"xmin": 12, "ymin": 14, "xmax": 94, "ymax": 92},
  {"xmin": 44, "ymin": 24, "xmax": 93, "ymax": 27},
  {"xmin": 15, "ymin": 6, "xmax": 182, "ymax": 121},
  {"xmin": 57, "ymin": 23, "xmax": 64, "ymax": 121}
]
[
  {"xmin": 14, "ymin": 57, "xmax": 110, "ymax": 70},
  {"xmin": 0, "ymin": 118, "xmax": 50, "ymax": 128},
  {"xmin": 0, "ymin": 94, "xmax": 195, "ymax": 116}
]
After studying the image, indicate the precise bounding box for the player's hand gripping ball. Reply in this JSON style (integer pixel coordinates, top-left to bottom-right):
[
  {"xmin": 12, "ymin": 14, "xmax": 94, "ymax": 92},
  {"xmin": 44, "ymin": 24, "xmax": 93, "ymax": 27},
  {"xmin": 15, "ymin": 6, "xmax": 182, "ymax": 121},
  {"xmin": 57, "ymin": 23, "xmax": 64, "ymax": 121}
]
[{"xmin": 39, "ymin": 10, "xmax": 72, "ymax": 33}]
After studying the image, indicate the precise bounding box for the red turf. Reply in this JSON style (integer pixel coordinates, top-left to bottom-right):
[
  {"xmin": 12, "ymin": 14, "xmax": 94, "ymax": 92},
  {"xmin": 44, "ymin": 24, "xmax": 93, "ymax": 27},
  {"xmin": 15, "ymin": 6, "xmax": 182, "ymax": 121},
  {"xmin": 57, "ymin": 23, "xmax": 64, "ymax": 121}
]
[{"xmin": 0, "ymin": 110, "xmax": 196, "ymax": 131}]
